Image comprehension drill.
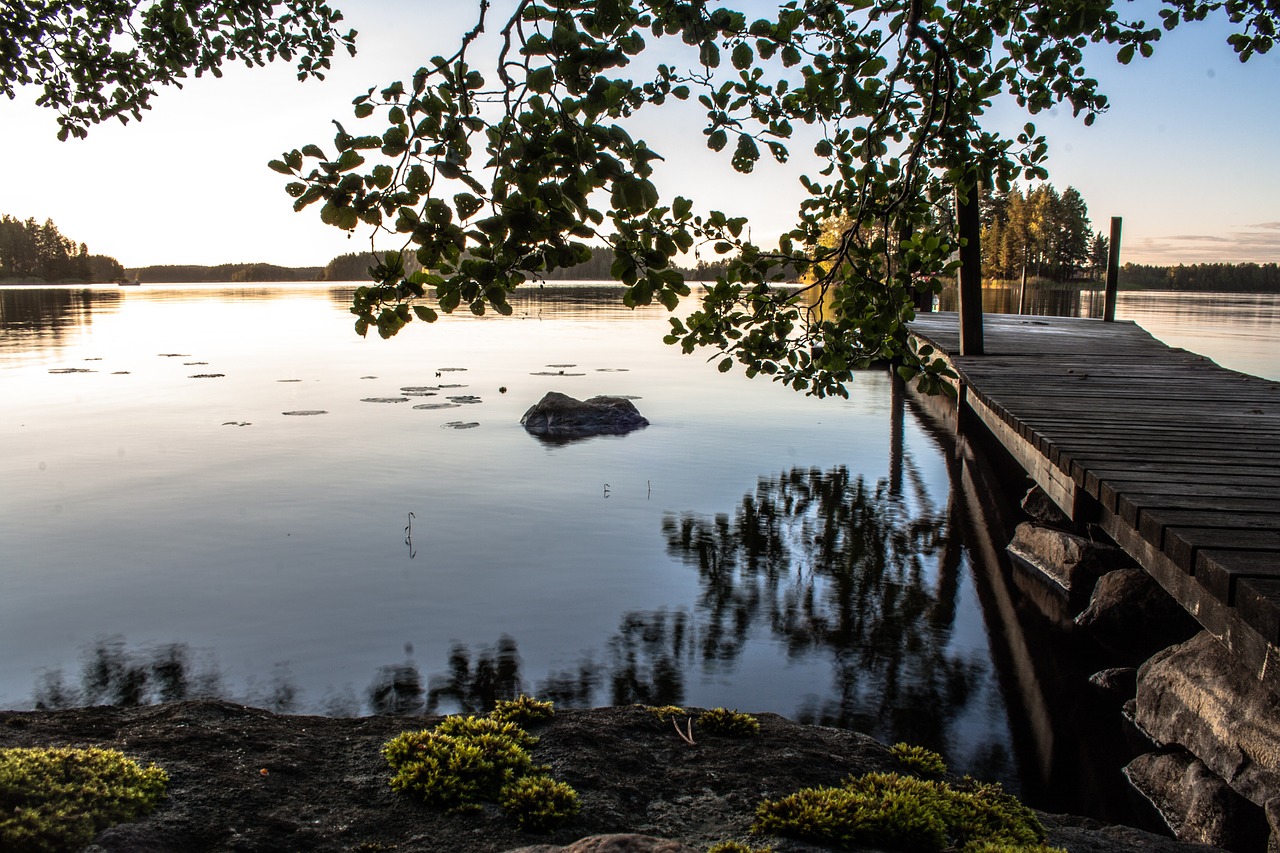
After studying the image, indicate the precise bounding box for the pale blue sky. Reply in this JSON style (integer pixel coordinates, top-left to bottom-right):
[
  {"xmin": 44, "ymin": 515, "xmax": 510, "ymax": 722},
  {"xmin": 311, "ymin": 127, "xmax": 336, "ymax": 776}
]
[{"xmin": 1, "ymin": 0, "xmax": 1277, "ymax": 269}]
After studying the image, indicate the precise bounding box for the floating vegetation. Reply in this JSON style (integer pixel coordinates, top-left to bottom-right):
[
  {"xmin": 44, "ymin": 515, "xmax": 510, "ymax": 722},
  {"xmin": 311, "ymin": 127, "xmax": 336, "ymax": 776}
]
[
  {"xmin": 84, "ymin": 357, "xmax": 103, "ymax": 361},
  {"xmin": 438, "ymin": 383, "xmax": 467, "ymax": 388},
  {"xmin": 183, "ymin": 361, "xmax": 208, "ymax": 366},
  {"xmin": 360, "ymin": 375, "xmax": 377, "ymax": 379},
  {"xmin": 48, "ymin": 368, "xmax": 94, "ymax": 374},
  {"xmin": 414, "ymin": 402, "xmax": 461, "ymax": 410},
  {"xmin": 221, "ymin": 422, "xmax": 251, "ymax": 427},
  {"xmin": 437, "ymin": 367, "xmax": 467, "ymax": 372},
  {"xmin": 595, "ymin": 368, "xmax": 630, "ymax": 372},
  {"xmin": 546, "ymin": 363, "xmax": 576, "ymax": 368},
  {"xmin": 529, "ymin": 371, "xmax": 586, "ymax": 376},
  {"xmin": 189, "ymin": 374, "xmax": 225, "ymax": 379},
  {"xmin": 283, "ymin": 410, "xmax": 328, "ymax": 416},
  {"xmin": 111, "ymin": 371, "xmax": 130, "ymax": 375},
  {"xmin": 157, "ymin": 353, "xmax": 189, "ymax": 357},
  {"xmin": 443, "ymin": 421, "xmax": 480, "ymax": 429},
  {"xmin": 277, "ymin": 379, "xmax": 302, "ymax": 383},
  {"xmin": 361, "ymin": 397, "xmax": 410, "ymax": 404},
  {"xmin": 401, "ymin": 386, "xmax": 440, "ymax": 394},
  {"xmin": 447, "ymin": 395, "xmax": 482, "ymax": 404}
]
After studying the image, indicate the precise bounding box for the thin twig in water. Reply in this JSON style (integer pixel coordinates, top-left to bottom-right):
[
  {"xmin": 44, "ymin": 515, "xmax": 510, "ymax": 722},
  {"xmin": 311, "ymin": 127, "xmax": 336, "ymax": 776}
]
[{"xmin": 405, "ymin": 512, "xmax": 417, "ymax": 559}]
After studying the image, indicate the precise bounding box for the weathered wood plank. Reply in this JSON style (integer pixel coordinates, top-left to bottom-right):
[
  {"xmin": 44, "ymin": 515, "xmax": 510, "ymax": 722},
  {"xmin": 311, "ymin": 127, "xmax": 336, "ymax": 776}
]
[
  {"xmin": 1195, "ymin": 550, "xmax": 1280, "ymax": 605},
  {"xmin": 1237, "ymin": 578, "xmax": 1280, "ymax": 646}
]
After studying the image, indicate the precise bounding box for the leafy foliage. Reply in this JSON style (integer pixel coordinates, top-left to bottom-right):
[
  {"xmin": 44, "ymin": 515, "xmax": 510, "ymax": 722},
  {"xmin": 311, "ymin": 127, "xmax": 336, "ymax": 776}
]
[
  {"xmin": 3, "ymin": 0, "xmax": 357, "ymax": 140},
  {"xmin": 698, "ymin": 707, "xmax": 760, "ymax": 737},
  {"xmin": 276, "ymin": 0, "xmax": 1275, "ymax": 397},
  {"xmin": 0, "ymin": 746, "xmax": 168, "ymax": 853},
  {"xmin": 753, "ymin": 771, "xmax": 1061, "ymax": 852}
]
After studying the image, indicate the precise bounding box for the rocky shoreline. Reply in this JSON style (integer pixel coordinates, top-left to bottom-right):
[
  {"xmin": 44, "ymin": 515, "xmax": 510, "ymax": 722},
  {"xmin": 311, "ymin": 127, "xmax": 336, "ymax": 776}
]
[{"xmin": 0, "ymin": 700, "xmax": 1225, "ymax": 853}]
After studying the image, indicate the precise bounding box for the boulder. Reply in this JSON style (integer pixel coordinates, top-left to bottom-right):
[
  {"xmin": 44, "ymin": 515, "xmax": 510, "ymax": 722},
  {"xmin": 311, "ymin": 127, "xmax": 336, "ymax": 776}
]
[
  {"xmin": 1089, "ymin": 667, "xmax": 1139, "ymax": 705},
  {"xmin": 1124, "ymin": 749, "xmax": 1268, "ymax": 851},
  {"xmin": 1075, "ymin": 568, "xmax": 1201, "ymax": 663},
  {"xmin": 520, "ymin": 392, "xmax": 649, "ymax": 440},
  {"xmin": 1006, "ymin": 522, "xmax": 1123, "ymax": 608},
  {"xmin": 1022, "ymin": 484, "xmax": 1071, "ymax": 526},
  {"xmin": 1136, "ymin": 631, "xmax": 1280, "ymax": 808},
  {"xmin": 504, "ymin": 835, "xmax": 696, "ymax": 853}
]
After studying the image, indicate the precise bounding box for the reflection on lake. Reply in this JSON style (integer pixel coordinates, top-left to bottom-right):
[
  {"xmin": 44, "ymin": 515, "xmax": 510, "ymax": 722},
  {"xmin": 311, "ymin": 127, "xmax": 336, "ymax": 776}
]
[{"xmin": 4, "ymin": 281, "xmax": 1279, "ymax": 810}]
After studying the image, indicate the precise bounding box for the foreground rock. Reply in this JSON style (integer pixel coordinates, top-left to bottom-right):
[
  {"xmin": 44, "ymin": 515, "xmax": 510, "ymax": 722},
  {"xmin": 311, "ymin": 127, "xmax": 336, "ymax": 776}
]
[
  {"xmin": 0, "ymin": 701, "xmax": 1225, "ymax": 852},
  {"xmin": 521, "ymin": 392, "xmax": 648, "ymax": 440}
]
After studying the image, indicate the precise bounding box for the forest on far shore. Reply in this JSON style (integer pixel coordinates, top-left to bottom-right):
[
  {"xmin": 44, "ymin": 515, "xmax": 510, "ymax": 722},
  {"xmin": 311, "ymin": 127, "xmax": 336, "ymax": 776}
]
[{"xmin": 2, "ymin": 213, "xmax": 1277, "ymax": 292}]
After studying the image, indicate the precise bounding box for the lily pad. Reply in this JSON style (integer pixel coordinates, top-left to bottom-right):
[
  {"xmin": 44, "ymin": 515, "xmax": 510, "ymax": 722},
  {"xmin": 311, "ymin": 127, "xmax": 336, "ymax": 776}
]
[
  {"xmin": 157, "ymin": 353, "xmax": 190, "ymax": 357},
  {"xmin": 400, "ymin": 386, "xmax": 440, "ymax": 393},
  {"xmin": 595, "ymin": 368, "xmax": 630, "ymax": 372},
  {"xmin": 85, "ymin": 357, "xmax": 103, "ymax": 361},
  {"xmin": 283, "ymin": 410, "xmax": 328, "ymax": 416},
  {"xmin": 222, "ymin": 421, "xmax": 252, "ymax": 427},
  {"xmin": 49, "ymin": 368, "xmax": 94, "ymax": 374},
  {"xmin": 277, "ymin": 379, "xmax": 302, "ymax": 383},
  {"xmin": 111, "ymin": 371, "xmax": 131, "ymax": 375},
  {"xmin": 413, "ymin": 402, "xmax": 461, "ymax": 410},
  {"xmin": 437, "ymin": 383, "xmax": 468, "ymax": 388},
  {"xmin": 361, "ymin": 397, "xmax": 410, "ymax": 403},
  {"xmin": 436, "ymin": 367, "xmax": 467, "ymax": 372},
  {"xmin": 442, "ymin": 421, "xmax": 480, "ymax": 429},
  {"xmin": 189, "ymin": 374, "xmax": 225, "ymax": 379},
  {"xmin": 360, "ymin": 375, "xmax": 378, "ymax": 379},
  {"xmin": 184, "ymin": 361, "xmax": 208, "ymax": 366},
  {"xmin": 530, "ymin": 371, "xmax": 586, "ymax": 376},
  {"xmin": 447, "ymin": 395, "xmax": 483, "ymax": 404},
  {"xmin": 546, "ymin": 363, "xmax": 577, "ymax": 368}
]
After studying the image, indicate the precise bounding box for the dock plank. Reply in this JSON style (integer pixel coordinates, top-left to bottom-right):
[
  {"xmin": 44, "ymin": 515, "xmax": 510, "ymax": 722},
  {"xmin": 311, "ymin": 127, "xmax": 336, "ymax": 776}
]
[{"xmin": 909, "ymin": 311, "xmax": 1280, "ymax": 682}]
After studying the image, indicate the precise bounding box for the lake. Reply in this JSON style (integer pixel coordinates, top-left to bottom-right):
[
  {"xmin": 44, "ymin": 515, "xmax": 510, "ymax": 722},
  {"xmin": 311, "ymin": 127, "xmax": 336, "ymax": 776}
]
[{"xmin": 3, "ymin": 282, "xmax": 1278, "ymax": 813}]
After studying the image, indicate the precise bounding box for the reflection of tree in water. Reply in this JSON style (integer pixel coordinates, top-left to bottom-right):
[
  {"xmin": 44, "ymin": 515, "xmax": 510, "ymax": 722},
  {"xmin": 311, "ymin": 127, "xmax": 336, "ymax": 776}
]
[
  {"xmin": 34, "ymin": 636, "xmax": 225, "ymax": 710},
  {"xmin": 662, "ymin": 465, "xmax": 985, "ymax": 758},
  {"xmin": 0, "ymin": 287, "xmax": 118, "ymax": 346}
]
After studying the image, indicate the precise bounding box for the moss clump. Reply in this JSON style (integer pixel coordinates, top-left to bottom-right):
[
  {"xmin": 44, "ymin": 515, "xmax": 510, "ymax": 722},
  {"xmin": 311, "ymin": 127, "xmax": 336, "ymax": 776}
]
[
  {"xmin": 498, "ymin": 774, "xmax": 580, "ymax": 832},
  {"xmin": 890, "ymin": 742, "xmax": 948, "ymax": 777},
  {"xmin": 490, "ymin": 695, "xmax": 555, "ymax": 728},
  {"xmin": 707, "ymin": 841, "xmax": 772, "ymax": 853},
  {"xmin": 384, "ymin": 705, "xmax": 578, "ymax": 832},
  {"xmin": 754, "ymin": 771, "xmax": 1053, "ymax": 853},
  {"xmin": 644, "ymin": 705, "xmax": 688, "ymax": 721},
  {"xmin": 0, "ymin": 746, "xmax": 168, "ymax": 853},
  {"xmin": 698, "ymin": 708, "xmax": 760, "ymax": 737}
]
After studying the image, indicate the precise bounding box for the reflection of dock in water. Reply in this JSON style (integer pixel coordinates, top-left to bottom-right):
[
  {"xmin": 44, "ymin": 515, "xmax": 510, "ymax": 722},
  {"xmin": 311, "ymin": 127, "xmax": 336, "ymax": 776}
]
[{"xmin": 893, "ymin": 371, "xmax": 1142, "ymax": 823}]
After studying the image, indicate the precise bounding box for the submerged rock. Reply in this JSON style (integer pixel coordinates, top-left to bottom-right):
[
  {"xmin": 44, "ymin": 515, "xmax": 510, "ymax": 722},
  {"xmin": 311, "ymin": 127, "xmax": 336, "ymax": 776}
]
[
  {"xmin": 1124, "ymin": 749, "xmax": 1268, "ymax": 850},
  {"xmin": 520, "ymin": 392, "xmax": 649, "ymax": 440},
  {"xmin": 1076, "ymin": 568, "xmax": 1200, "ymax": 663}
]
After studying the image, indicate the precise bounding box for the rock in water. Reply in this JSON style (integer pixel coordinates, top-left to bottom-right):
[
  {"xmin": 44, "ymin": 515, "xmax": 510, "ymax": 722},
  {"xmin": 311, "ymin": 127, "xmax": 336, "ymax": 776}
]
[{"xmin": 520, "ymin": 392, "xmax": 648, "ymax": 439}]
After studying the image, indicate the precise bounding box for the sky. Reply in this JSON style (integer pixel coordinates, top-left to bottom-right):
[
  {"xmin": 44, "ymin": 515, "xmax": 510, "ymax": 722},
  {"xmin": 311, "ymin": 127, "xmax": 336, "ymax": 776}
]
[{"xmin": 1, "ymin": 0, "xmax": 1278, "ymax": 270}]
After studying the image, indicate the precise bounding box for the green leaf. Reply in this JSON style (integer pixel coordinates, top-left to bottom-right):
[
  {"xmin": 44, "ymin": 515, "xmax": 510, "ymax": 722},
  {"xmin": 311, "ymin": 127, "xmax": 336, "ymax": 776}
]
[
  {"xmin": 413, "ymin": 305, "xmax": 439, "ymax": 322},
  {"xmin": 268, "ymin": 159, "xmax": 293, "ymax": 175},
  {"xmin": 717, "ymin": 357, "xmax": 733, "ymax": 373},
  {"xmin": 732, "ymin": 42, "xmax": 753, "ymax": 70}
]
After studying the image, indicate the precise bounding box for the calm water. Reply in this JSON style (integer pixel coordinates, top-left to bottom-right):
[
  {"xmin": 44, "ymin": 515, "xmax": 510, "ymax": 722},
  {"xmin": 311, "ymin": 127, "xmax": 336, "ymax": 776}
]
[{"xmin": 3, "ymin": 283, "xmax": 1278, "ymax": 804}]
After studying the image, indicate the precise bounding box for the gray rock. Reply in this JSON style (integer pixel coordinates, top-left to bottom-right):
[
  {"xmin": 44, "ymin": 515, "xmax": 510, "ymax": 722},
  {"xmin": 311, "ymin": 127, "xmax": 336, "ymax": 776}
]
[
  {"xmin": 1136, "ymin": 631, "xmax": 1280, "ymax": 808},
  {"xmin": 1125, "ymin": 749, "xmax": 1267, "ymax": 850},
  {"xmin": 1006, "ymin": 522, "xmax": 1122, "ymax": 607},
  {"xmin": 1089, "ymin": 667, "xmax": 1139, "ymax": 704},
  {"xmin": 1075, "ymin": 568, "xmax": 1201, "ymax": 663},
  {"xmin": 1266, "ymin": 796, "xmax": 1280, "ymax": 853},
  {"xmin": 520, "ymin": 392, "xmax": 649, "ymax": 440},
  {"xmin": 503, "ymin": 835, "xmax": 696, "ymax": 853},
  {"xmin": 1022, "ymin": 484, "xmax": 1071, "ymax": 526}
]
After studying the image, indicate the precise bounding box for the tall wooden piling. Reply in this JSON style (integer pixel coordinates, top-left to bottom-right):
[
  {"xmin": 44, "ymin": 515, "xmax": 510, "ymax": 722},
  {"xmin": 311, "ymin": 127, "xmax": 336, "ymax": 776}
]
[{"xmin": 1104, "ymin": 217, "xmax": 1122, "ymax": 322}]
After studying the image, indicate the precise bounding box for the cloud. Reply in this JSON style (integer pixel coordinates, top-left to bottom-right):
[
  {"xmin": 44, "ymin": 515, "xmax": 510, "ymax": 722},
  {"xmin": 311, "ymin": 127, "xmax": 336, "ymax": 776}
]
[{"xmin": 1126, "ymin": 226, "xmax": 1280, "ymax": 265}]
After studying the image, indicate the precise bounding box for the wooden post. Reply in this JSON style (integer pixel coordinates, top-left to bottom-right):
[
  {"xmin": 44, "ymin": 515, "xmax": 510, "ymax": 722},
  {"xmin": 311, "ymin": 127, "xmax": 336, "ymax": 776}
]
[
  {"xmin": 1104, "ymin": 216, "xmax": 1122, "ymax": 322},
  {"xmin": 1017, "ymin": 244, "xmax": 1029, "ymax": 314},
  {"xmin": 955, "ymin": 177, "xmax": 984, "ymax": 355}
]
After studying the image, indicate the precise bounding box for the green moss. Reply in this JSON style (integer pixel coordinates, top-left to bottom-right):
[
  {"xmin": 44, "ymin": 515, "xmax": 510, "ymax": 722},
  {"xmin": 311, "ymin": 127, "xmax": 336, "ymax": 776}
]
[
  {"xmin": 498, "ymin": 774, "xmax": 580, "ymax": 833},
  {"xmin": 0, "ymin": 746, "xmax": 168, "ymax": 853},
  {"xmin": 490, "ymin": 695, "xmax": 555, "ymax": 728},
  {"xmin": 753, "ymin": 771, "xmax": 1051, "ymax": 853},
  {"xmin": 698, "ymin": 708, "xmax": 760, "ymax": 737},
  {"xmin": 384, "ymin": 711, "xmax": 578, "ymax": 833},
  {"xmin": 382, "ymin": 724, "xmax": 534, "ymax": 810},
  {"xmin": 706, "ymin": 841, "xmax": 772, "ymax": 853},
  {"xmin": 644, "ymin": 704, "xmax": 688, "ymax": 721},
  {"xmin": 889, "ymin": 742, "xmax": 948, "ymax": 777}
]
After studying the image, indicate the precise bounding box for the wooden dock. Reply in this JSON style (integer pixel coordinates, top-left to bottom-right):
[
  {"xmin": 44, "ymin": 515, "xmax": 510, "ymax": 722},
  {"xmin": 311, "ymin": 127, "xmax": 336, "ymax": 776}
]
[{"xmin": 907, "ymin": 312, "xmax": 1280, "ymax": 688}]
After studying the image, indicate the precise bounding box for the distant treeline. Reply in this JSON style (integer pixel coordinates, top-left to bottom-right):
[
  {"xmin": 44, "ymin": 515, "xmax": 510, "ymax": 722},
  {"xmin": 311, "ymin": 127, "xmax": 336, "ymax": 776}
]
[
  {"xmin": 322, "ymin": 247, "xmax": 781, "ymax": 283},
  {"xmin": 0, "ymin": 215, "xmax": 124, "ymax": 283},
  {"xmin": 129, "ymin": 263, "xmax": 324, "ymax": 283},
  {"xmin": 1120, "ymin": 262, "xmax": 1280, "ymax": 292}
]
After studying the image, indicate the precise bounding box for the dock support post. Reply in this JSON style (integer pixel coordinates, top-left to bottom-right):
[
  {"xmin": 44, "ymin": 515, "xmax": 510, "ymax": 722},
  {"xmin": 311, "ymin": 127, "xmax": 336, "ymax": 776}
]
[
  {"xmin": 1104, "ymin": 216, "xmax": 1122, "ymax": 322},
  {"xmin": 955, "ymin": 175, "xmax": 984, "ymax": 355}
]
